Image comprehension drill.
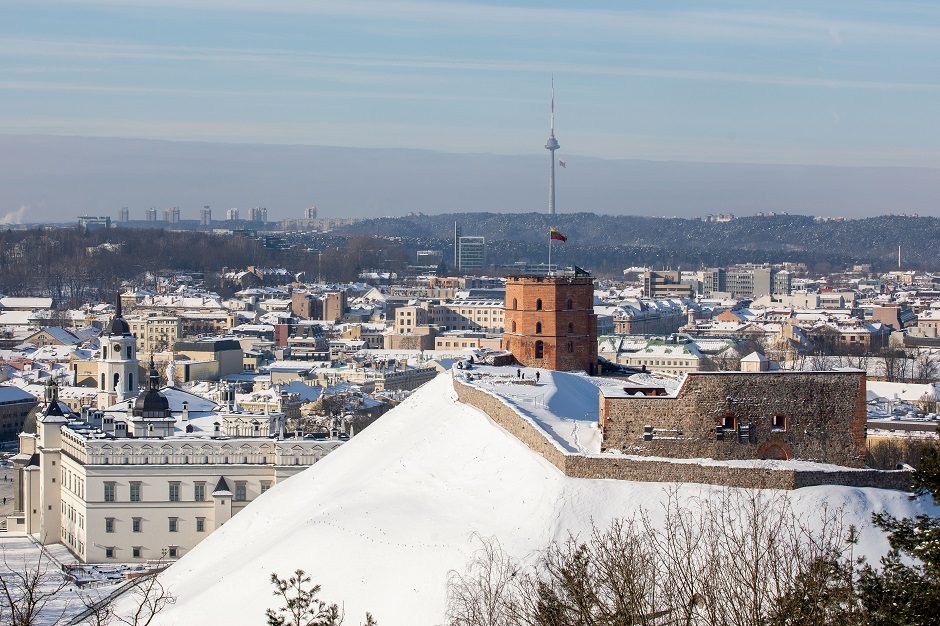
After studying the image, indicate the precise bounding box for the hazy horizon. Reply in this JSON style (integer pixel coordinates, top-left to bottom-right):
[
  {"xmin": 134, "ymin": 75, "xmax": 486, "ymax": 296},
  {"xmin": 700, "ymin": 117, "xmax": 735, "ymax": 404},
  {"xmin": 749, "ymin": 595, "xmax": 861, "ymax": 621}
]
[{"xmin": 1, "ymin": 133, "xmax": 939, "ymax": 224}]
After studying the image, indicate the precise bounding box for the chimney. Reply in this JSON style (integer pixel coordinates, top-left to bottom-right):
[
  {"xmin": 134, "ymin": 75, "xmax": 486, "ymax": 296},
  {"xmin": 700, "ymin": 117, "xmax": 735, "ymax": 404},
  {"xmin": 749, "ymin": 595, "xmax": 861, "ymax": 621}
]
[{"xmin": 182, "ymin": 401, "xmax": 189, "ymax": 421}]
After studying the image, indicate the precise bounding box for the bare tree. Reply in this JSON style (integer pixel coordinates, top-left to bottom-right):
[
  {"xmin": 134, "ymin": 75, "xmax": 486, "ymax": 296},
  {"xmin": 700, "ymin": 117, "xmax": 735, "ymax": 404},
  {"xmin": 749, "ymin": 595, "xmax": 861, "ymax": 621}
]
[
  {"xmin": 111, "ymin": 570, "xmax": 175, "ymax": 626},
  {"xmin": 446, "ymin": 535, "xmax": 519, "ymax": 626},
  {"xmin": 912, "ymin": 348, "xmax": 939, "ymax": 383},
  {"xmin": 0, "ymin": 543, "xmax": 70, "ymax": 626},
  {"xmin": 445, "ymin": 489, "xmax": 859, "ymax": 626},
  {"xmin": 877, "ymin": 348, "xmax": 908, "ymax": 382}
]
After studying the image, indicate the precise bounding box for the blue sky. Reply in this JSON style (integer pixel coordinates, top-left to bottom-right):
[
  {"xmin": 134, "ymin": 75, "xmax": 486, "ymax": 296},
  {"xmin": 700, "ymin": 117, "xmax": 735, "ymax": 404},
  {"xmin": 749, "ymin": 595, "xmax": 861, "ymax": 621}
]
[{"xmin": 2, "ymin": 0, "xmax": 939, "ymax": 167}]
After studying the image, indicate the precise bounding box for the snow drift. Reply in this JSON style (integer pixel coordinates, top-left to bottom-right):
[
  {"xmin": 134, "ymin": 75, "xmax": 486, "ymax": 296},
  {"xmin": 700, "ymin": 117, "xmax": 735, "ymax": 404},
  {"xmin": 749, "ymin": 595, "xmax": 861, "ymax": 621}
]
[{"xmin": 134, "ymin": 373, "xmax": 937, "ymax": 625}]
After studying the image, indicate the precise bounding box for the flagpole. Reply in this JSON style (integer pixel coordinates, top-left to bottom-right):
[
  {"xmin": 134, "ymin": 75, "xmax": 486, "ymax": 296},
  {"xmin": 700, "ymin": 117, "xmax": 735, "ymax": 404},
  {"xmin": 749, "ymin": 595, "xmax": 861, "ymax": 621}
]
[{"xmin": 548, "ymin": 231, "xmax": 552, "ymax": 276}]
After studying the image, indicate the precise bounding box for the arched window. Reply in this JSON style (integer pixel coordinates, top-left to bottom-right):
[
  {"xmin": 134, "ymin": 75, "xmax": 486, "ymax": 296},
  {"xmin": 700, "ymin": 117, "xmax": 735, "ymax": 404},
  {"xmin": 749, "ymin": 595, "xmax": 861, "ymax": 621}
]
[
  {"xmin": 535, "ymin": 298, "xmax": 543, "ymax": 311},
  {"xmin": 100, "ymin": 373, "xmax": 105, "ymax": 390},
  {"xmin": 567, "ymin": 342, "xmax": 574, "ymax": 353},
  {"xmin": 102, "ymin": 346, "xmax": 107, "ymax": 360},
  {"xmin": 126, "ymin": 345, "xmax": 133, "ymax": 359},
  {"xmin": 512, "ymin": 298, "xmax": 517, "ymax": 310},
  {"xmin": 535, "ymin": 340, "xmax": 544, "ymax": 358},
  {"xmin": 535, "ymin": 322, "xmax": 542, "ymax": 334},
  {"xmin": 566, "ymin": 298, "xmax": 573, "ymax": 310},
  {"xmin": 127, "ymin": 373, "xmax": 134, "ymax": 392},
  {"xmin": 113, "ymin": 373, "xmax": 120, "ymax": 391},
  {"xmin": 567, "ymin": 322, "xmax": 574, "ymax": 334},
  {"xmin": 510, "ymin": 320, "xmax": 516, "ymax": 332}
]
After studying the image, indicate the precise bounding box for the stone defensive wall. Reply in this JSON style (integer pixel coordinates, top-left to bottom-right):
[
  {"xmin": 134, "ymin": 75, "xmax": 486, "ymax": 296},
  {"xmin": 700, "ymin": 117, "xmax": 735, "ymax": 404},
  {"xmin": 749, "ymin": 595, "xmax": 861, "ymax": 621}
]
[
  {"xmin": 599, "ymin": 371, "xmax": 868, "ymax": 467},
  {"xmin": 452, "ymin": 375, "xmax": 912, "ymax": 491}
]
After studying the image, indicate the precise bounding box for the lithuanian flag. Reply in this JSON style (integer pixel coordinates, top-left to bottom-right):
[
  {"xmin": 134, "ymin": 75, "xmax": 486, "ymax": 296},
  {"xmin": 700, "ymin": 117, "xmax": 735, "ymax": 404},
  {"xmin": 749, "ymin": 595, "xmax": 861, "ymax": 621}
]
[{"xmin": 549, "ymin": 227, "xmax": 567, "ymax": 242}]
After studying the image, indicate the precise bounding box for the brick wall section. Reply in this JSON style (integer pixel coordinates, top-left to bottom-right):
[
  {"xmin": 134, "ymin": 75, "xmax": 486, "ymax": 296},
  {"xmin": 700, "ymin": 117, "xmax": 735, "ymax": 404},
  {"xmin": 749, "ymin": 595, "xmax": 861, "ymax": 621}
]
[
  {"xmin": 599, "ymin": 371, "xmax": 869, "ymax": 468},
  {"xmin": 452, "ymin": 375, "xmax": 911, "ymax": 491}
]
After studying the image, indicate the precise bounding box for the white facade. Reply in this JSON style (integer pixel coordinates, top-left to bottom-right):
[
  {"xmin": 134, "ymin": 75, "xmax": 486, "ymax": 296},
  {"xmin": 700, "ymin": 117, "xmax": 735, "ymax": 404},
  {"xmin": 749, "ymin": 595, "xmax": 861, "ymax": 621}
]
[
  {"xmin": 97, "ymin": 327, "xmax": 138, "ymax": 408},
  {"xmin": 8, "ymin": 401, "xmax": 341, "ymax": 564}
]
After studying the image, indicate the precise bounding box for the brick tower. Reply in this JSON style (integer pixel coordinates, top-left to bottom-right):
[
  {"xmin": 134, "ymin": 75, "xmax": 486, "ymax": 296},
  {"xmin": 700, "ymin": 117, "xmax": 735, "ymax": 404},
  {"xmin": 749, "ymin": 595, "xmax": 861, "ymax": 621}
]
[{"xmin": 502, "ymin": 274, "xmax": 598, "ymax": 372}]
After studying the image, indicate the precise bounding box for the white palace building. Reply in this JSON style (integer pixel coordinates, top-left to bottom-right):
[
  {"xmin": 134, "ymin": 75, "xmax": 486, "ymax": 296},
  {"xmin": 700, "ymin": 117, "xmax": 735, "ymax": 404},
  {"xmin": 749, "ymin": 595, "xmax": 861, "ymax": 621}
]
[{"xmin": 6, "ymin": 307, "xmax": 343, "ymax": 564}]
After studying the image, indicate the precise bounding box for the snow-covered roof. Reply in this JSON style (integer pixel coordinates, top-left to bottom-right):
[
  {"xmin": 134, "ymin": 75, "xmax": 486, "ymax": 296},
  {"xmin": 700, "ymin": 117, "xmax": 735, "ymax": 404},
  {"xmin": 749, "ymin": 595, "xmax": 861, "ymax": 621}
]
[{"xmin": 0, "ymin": 296, "xmax": 53, "ymax": 310}]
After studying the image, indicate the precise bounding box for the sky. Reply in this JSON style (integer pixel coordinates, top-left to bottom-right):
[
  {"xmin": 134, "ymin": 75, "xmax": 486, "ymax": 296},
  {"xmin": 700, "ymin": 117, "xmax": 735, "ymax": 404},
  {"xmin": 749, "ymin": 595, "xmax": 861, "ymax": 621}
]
[{"xmin": 1, "ymin": 1, "xmax": 939, "ymax": 221}]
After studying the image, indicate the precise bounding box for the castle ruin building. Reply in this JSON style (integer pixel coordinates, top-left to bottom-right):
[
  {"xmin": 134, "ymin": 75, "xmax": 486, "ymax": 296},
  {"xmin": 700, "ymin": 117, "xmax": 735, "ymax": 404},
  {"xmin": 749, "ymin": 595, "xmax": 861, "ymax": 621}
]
[{"xmin": 599, "ymin": 370, "xmax": 868, "ymax": 467}]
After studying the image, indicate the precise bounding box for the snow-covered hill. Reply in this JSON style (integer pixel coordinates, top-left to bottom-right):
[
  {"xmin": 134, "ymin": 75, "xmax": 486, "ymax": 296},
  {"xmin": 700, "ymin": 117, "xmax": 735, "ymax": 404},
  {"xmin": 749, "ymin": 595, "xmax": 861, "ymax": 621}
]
[{"xmin": 135, "ymin": 373, "xmax": 937, "ymax": 625}]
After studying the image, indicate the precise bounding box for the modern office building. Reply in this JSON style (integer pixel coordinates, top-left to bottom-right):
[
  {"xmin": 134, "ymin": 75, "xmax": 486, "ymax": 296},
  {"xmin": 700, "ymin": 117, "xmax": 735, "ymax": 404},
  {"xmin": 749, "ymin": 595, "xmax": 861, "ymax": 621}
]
[{"xmin": 457, "ymin": 237, "xmax": 486, "ymax": 271}]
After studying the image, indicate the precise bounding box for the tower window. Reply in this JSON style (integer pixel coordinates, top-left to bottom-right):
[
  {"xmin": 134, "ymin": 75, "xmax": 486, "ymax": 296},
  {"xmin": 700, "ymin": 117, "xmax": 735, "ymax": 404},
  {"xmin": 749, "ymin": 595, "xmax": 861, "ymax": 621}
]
[
  {"xmin": 535, "ymin": 299, "xmax": 543, "ymax": 311},
  {"xmin": 566, "ymin": 298, "xmax": 573, "ymax": 310},
  {"xmin": 510, "ymin": 320, "xmax": 516, "ymax": 333},
  {"xmin": 126, "ymin": 345, "xmax": 133, "ymax": 359},
  {"xmin": 102, "ymin": 346, "xmax": 107, "ymax": 360},
  {"xmin": 567, "ymin": 342, "xmax": 574, "ymax": 353},
  {"xmin": 535, "ymin": 340, "xmax": 544, "ymax": 358},
  {"xmin": 512, "ymin": 298, "xmax": 517, "ymax": 309},
  {"xmin": 535, "ymin": 322, "xmax": 542, "ymax": 334},
  {"xmin": 568, "ymin": 322, "xmax": 574, "ymax": 334}
]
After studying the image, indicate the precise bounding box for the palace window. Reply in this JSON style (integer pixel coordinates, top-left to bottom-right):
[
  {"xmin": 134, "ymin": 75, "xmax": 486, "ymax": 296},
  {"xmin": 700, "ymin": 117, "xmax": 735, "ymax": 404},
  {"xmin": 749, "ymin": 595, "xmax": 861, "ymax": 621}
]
[
  {"xmin": 105, "ymin": 517, "xmax": 114, "ymax": 533},
  {"xmin": 168, "ymin": 546, "xmax": 179, "ymax": 558},
  {"xmin": 194, "ymin": 482, "xmax": 206, "ymax": 502},
  {"xmin": 104, "ymin": 482, "xmax": 115, "ymax": 503},
  {"xmin": 235, "ymin": 482, "xmax": 247, "ymax": 502},
  {"xmin": 196, "ymin": 517, "xmax": 205, "ymax": 532},
  {"xmin": 169, "ymin": 482, "xmax": 180, "ymax": 502},
  {"xmin": 105, "ymin": 547, "xmax": 114, "ymax": 559},
  {"xmin": 132, "ymin": 547, "xmax": 141, "ymax": 559},
  {"xmin": 168, "ymin": 517, "xmax": 178, "ymax": 533},
  {"xmin": 130, "ymin": 481, "xmax": 141, "ymax": 502},
  {"xmin": 132, "ymin": 517, "xmax": 141, "ymax": 533}
]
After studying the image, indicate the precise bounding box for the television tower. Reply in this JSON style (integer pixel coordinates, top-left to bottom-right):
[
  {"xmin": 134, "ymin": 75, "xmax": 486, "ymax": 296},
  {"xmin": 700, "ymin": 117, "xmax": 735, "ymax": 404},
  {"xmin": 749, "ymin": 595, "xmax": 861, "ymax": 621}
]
[{"xmin": 545, "ymin": 78, "xmax": 560, "ymax": 216}]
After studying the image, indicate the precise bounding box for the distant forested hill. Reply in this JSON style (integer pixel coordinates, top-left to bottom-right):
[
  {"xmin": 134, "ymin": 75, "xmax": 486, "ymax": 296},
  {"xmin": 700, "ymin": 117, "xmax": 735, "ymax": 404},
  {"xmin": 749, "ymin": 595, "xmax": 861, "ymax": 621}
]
[{"xmin": 338, "ymin": 213, "xmax": 940, "ymax": 273}]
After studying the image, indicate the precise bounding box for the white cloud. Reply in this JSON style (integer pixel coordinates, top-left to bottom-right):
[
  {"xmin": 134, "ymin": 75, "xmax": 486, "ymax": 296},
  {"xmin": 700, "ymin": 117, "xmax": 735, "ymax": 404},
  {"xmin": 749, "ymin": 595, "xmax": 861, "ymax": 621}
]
[
  {"xmin": 18, "ymin": 0, "xmax": 940, "ymax": 45},
  {"xmin": 1, "ymin": 38, "xmax": 937, "ymax": 93}
]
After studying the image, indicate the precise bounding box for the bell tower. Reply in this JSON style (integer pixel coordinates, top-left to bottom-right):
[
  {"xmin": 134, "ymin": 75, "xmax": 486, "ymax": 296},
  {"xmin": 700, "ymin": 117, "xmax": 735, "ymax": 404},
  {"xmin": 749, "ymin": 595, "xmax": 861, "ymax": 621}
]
[
  {"xmin": 502, "ymin": 273, "xmax": 597, "ymax": 372},
  {"xmin": 97, "ymin": 294, "xmax": 139, "ymax": 408}
]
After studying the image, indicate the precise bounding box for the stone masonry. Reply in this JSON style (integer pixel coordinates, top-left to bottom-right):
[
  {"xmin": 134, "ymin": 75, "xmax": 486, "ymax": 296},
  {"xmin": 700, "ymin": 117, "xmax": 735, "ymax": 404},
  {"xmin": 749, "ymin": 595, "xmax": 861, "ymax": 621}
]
[
  {"xmin": 453, "ymin": 374, "xmax": 908, "ymax": 491},
  {"xmin": 599, "ymin": 371, "xmax": 868, "ymax": 467}
]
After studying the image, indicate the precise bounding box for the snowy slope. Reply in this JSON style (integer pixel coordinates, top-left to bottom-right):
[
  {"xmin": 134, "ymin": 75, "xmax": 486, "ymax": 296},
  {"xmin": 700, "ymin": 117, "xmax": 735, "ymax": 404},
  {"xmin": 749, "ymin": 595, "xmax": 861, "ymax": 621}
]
[
  {"xmin": 469, "ymin": 366, "xmax": 609, "ymax": 453},
  {"xmin": 132, "ymin": 373, "xmax": 937, "ymax": 626}
]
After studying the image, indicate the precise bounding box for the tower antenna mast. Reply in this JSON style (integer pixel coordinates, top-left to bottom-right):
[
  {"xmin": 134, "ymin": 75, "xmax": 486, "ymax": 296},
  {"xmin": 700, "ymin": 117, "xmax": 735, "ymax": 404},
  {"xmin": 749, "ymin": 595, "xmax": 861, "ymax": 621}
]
[{"xmin": 545, "ymin": 76, "xmax": 560, "ymax": 217}]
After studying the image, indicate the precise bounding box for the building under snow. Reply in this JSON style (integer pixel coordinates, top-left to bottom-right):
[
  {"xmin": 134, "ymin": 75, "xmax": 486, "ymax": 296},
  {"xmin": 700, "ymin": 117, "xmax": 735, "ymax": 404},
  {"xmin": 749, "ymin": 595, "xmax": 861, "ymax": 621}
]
[{"xmin": 5, "ymin": 299, "xmax": 345, "ymax": 564}]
